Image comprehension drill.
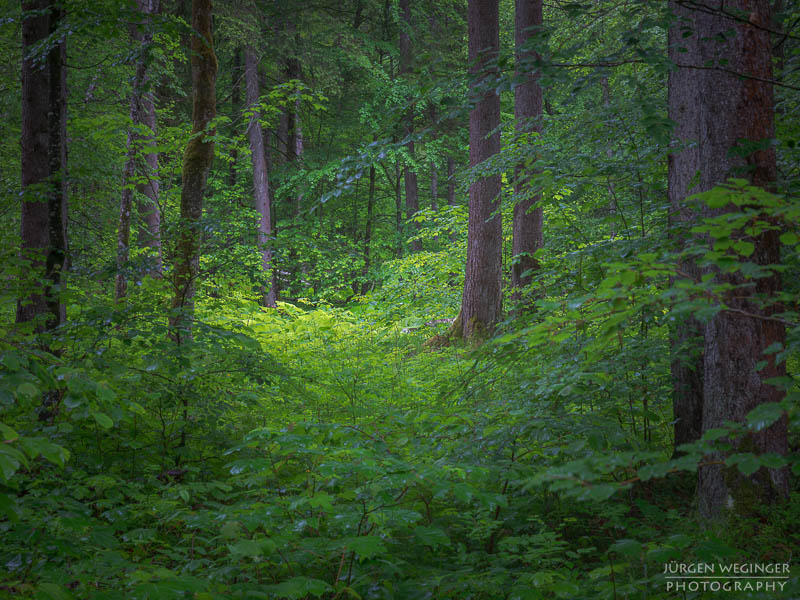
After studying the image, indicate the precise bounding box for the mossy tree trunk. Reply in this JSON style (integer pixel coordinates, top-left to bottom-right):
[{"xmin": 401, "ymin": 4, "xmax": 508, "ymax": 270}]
[{"xmin": 169, "ymin": 0, "xmax": 217, "ymax": 343}]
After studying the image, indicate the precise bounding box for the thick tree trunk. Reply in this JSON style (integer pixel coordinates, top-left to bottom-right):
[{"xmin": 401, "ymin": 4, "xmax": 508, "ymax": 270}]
[
  {"xmin": 244, "ymin": 48, "xmax": 277, "ymax": 308},
  {"xmin": 400, "ymin": 0, "xmax": 421, "ymax": 251},
  {"xmin": 18, "ymin": 0, "xmax": 60, "ymax": 330},
  {"xmin": 170, "ymin": 0, "xmax": 216, "ymax": 343},
  {"xmin": 511, "ymin": 0, "xmax": 543, "ymax": 296},
  {"xmin": 459, "ymin": 0, "xmax": 502, "ymax": 339},
  {"xmin": 669, "ymin": 0, "xmax": 788, "ymax": 517},
  {"xmin": 667, "ymin": 0, "xmax": 705, "ymax": 455}
]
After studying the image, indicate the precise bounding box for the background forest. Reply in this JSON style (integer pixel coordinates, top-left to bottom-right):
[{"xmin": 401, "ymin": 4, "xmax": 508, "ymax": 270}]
[{"xmin": 1, "ymin": 0, "xmax": 799, "ymax": 598}]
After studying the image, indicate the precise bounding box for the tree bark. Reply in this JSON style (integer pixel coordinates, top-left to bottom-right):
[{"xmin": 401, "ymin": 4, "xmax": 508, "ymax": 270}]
[
  {"xmin": 18, "ymin": 0, "xmax": 63, "ymax": 331},
  {"xmin": 667, "ymin": 0, "xmax": 705, "ymax": 456},
  {"xmin": 459, "ymin": 0, "xmax": 502, "ymax": 339},
  {"xmin": 228, "ymin": 47, "xmax": 241, "ymax": 187},
  {"xmin": 116, "ymin": 0, "xmax": 161, "ymax": 300},
  {"xmin": 400, "ymin": 0, "xmax": 421, "ymax": 251},
  {"xmin": 669, "ymin": 0, "xmax": 788, "ymax": 517},
  {"xmin": 170, "ymin": 0, "xmax": 216, "ymax": 342},
  {"xmin": 244, "ymin": 47, "xmax": 277, "ymax": 308},
  {"xmin": 511, "ymin": 0, "xmax": 543, "ymax": 297},
  {"xmin": 361, "ymin": 162, "xmax": 376, "ymax": 294}
]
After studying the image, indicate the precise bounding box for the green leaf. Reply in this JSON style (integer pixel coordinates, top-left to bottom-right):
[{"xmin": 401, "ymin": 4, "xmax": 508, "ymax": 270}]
[
  {"xmin": 610, "ymin": 538, "xmax": 642, "ymax": 557},
  {"xmin": 228, "ymin": 538, "xmax": 276, "ymax": 559},
  {"xmin": 746, "ymin": 403, "xmax": 784, "ymax": 431},
  {"xmin": 270, "ymin": 576, "xmax": 332, "ymax": 599},
  {"xmin": 35, "ymin": 582, "xmax": 73, "ymax": 600},
  {"xmin": 0, "ymin": 422, "xmax": 19, "ymax": 442},
  {"xmin": 92, "ymin": 411, "xmax": 114, "ymax": 429},
  {"xmin": 343, "ymin": 536, "xmax": 388, "ymax": 559}
]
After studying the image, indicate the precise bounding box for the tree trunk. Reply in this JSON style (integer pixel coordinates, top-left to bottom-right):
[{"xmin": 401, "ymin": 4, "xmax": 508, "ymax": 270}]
[
  {"xmin": 169, "ymin": 0, "xmax": 216, "ymax": 343},
  {"xmin": 45, "ymin": 1, "xmax": 66, "ymax": 329},
  {"xmin": 361, "ymin": 162, "xmax": 375, "ymax": 295},
  {"xmin": 244, "ymin": 47, "xmax": 277, "ymax": 308},
  {"xmin": 669, "ymin": 0, "xmax": 788, "ymax": 517},
  {"xmin": 400, "ymin": 0, "xmax": 421, "ymax": 251},
  {"xmin": 510, "ymin": 0, "xmax": 543, "ymax": 297},
  {"xmin": 116, "ymin": 0, "xmax": 161, "ymax": 300},
  {"xmin": 447, "ymin": 155, "xmax": 457, "ymax": 241},
  {"xmin": 395, "ymin": 159, "xmax": 403, "ymax": 257},
  {"xmin": 667, "ymin": 0, "xmax": 705, "ymax": 456},
  {"xmin": 136, "ymin": 76, "xmax": 162, "ymax": 276},
  {"xmin": 459, "ymin": 0, "xmax": 502, "ymax": 339},
  {"xmin": 228, "ymin": 47, "xmax": 241, "ymax": 187},
  {"xmin": 18, "ymin": 0, "xmax": 59, "ymax": 331}
]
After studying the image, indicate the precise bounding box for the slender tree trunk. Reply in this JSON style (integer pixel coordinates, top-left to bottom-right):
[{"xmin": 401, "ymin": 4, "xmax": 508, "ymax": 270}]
[
  {"xmin": 430, "ymin": 160, "xmax": 438, "ymax": 212},
  {"xmin": 669, "ymin": 0, "xmax": 788, "ymax": 517},
  {"xmin": 45, "ymin": 2, "xmax": 66, "ymax": 329},
  {"xmin": 228, "ymin": 47, "xmax": 241, "ymax": 187},
  {"xmin": 136, "ymin": 79, "xmax": 162, "ymax": 276},
  {"xmin": 244, "ymin": 47, "xmax": 277, "ymax": 307},
  {"xmin": 447, "ymin": 155, "xmax": 457, "ymax": 241},
  {"xmin": 395, "ymin": 159, "xmax": 403, "ymax": 257},
  {"xmin": 361, "ymin": 163, "xmax": 375, "ymax": 295},
  {"xmin": 400, "ymin": 0, "xmax": 421, "ymax": 251},
  {"xmin": 169, "ymin": 0, "xmax": 216, "ymax": 343},
  {"xmin": 511, "ymin": 0, "xmax": 543, "ymax": 297},
  {"xmin": 459, "ymin": 0, "xmax": 502, "ymax": 339},
  {"xmin": 116, "ymin": 0, "xmax": 161, "ymax": 301}
]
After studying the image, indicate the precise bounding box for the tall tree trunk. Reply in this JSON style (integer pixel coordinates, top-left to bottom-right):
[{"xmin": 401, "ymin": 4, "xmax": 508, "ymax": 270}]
[
  {"xmin": 228, "ymin": 47, "xmax": 241, "ymax": 187},
  {"xmin": 459, "ymin": 0, "xmax": 502, "ymax": 339},
  {"xmin": 430, "ymin": 160, "xmax": 438, "ymax": 212},
  {"xmin": 45, "ymin": 1, "xmax": 66, "ymax": 329},
  {"xmin": 447, "ymin": 155, "xmax": 457, "ymax": 241},
  {"xmin": 447, "ymin": 156, "xmax": 456, "ymax": 206},
  {"xmin": 667, "ymin": 1, "xmax": 705, "ymax": 456},
  {"xmin": 361, "ymin": 162, "xmax": 375, "ymax": 294},
  {"xmin": 136, "ymin": 77, "xmax": 162, "ymax": 276},
  {"xmin": 669, "ymin": 0, "xmax": 788, "ymax": 517},
  {"xmin": 510, "ymin": 0, "xmax": 543, "ymax": 297},
  {"xmin": 400, "ymin": 0, "xmax": 421, "ymax": 251},
  {"xmin": 395, "ymin": 159, "xmax": 403, "ymax": 257},
  {"xmin": 244, "ymin": 47, "xmax": 277, "ymax": 308},
  {"xmin": 18, "ymin": 0, "xmax": 59, "ymax": 331},
  {"xmin": 116, "ymin": 0, "xmax": 161, "ymax": 300},
  {"xmin": 169, "ymin": 0, "xmax": 216, "ymax": 343}
]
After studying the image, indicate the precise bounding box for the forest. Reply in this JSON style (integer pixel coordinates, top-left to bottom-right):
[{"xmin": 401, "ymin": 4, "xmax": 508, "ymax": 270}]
[{"xmin": 0, "ymin": 0, "xmax": 799, "ymax": 598}]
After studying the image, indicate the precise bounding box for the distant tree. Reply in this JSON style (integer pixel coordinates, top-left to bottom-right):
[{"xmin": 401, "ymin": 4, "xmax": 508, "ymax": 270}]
[
  {"xmin": 116, "ymin": 0, "xmax": 162, "ymax": 301},
  {"xmin": 399, "ymin": 0, "xmax": 421, "ymax": 251},
  {"xmin": 170, "ymin": 0, "xmax": 217, "ymax": 342},
  {"xmin": 510, "ymin": 0, "xmax": 543, "ymax": 299},
  {"xmin": 668, "ymin": 0, "xmax": 789, "ymax": 517},
  {"xmin": 244, "ymin": 47, "xmax": 277, "ymax": 308},
  {"xmin": 457, "ymin": 0, "xmax": 502, "ymax": 339}
]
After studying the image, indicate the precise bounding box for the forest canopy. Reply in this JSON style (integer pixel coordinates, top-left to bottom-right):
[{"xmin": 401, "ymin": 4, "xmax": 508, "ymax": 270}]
[{"xmin": 0, "ymin": 0, "xmax": 799, "ymax": 598}]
